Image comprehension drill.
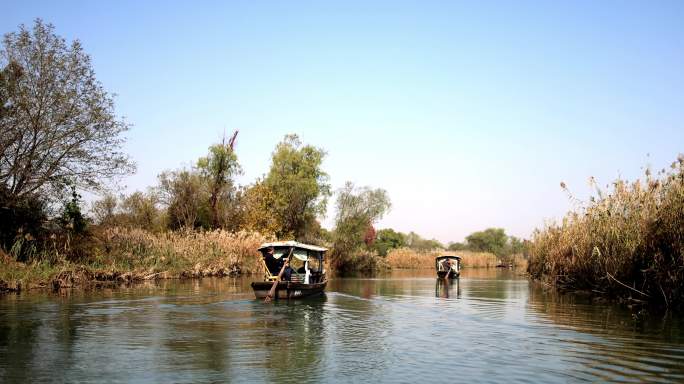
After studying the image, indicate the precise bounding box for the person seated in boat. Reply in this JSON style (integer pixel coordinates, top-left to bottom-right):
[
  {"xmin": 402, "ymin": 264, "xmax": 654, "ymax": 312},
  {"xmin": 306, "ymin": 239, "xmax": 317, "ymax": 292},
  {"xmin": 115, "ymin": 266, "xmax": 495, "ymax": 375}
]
[{"xmin": 263, "ymin": 247, "xmax": 294, "ymax": 281}]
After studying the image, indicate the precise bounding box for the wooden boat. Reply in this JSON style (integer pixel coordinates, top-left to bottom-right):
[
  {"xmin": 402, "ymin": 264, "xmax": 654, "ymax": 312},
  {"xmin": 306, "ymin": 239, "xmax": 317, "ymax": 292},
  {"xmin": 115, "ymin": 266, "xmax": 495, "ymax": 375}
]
[
  {"xmin": 435, "ymin": 255, "xmax": 461, "ymax": 279},
  {"xmin": 251, "ymin": 241, "xmax": 328, "ymax": 300}
]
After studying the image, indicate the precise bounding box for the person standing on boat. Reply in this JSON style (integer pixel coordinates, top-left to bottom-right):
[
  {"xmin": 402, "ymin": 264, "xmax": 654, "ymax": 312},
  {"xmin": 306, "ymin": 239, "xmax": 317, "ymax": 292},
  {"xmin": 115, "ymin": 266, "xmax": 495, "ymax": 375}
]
[
  {"xmin": 264, "ymin": 247, "xmax": 293, "ymax": 281},
  {"xmin": 442, "ymin": 258, "xmax": 452, "ymax": 277}
]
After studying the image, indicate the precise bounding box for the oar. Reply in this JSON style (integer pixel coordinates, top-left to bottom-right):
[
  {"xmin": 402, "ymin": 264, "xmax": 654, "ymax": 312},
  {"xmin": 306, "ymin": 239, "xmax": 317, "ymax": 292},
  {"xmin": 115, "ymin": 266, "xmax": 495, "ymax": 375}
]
[{"xmin": 264, "ymin": 247, "xmax": 294, "ymax": 303}]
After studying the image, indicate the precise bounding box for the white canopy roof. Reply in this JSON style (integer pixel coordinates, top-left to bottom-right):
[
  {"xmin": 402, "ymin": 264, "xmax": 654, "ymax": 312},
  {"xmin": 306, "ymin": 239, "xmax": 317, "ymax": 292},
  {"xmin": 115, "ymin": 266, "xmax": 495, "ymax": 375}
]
[{"xmin": 258, "ymin": 241, "xmax": 328, "ymax": 253}]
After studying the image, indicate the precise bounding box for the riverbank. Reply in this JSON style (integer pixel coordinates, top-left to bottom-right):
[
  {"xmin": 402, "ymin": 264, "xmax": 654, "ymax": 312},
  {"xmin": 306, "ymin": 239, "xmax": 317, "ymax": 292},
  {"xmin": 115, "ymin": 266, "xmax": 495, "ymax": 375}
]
[
  {"xmin": 0, "ymin": 227, "xmax": 269, "ymax": 293},
  {"xmin": 1, "ymin": 225, "xmax": 538, "ymax": 295},
  {"xmin": 528, "ymin": 155, "xmax": 684, "ymax": 311}
]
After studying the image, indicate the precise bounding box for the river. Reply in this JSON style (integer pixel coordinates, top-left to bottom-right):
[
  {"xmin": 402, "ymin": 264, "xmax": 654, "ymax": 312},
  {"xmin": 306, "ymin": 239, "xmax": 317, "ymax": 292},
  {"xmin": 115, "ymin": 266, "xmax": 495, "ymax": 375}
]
[{"xmin": 1, "ymin": 269, "xmax": 684, "ymax": 383}]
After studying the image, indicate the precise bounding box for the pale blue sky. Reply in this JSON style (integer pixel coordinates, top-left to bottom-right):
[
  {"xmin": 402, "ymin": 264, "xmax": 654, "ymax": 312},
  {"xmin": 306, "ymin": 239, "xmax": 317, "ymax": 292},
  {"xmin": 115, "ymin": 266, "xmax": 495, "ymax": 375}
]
[{"xmin": 3, "ymin": 1, "xmax": 683, "ymax": 243}]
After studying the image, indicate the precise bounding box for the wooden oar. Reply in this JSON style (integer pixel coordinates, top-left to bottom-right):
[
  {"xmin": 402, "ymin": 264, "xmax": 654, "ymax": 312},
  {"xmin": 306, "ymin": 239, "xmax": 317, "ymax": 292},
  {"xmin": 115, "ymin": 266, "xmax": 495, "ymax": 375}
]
[{"xmin": 264, "ymin": 247, "xmax": 294, "ymax": 303}]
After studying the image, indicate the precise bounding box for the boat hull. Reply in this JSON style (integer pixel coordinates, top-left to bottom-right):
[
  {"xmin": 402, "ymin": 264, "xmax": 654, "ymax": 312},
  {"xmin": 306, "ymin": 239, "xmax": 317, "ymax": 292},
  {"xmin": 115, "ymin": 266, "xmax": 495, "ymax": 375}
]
[
  {"xmin": 251, "ymin": 280, "xmax": 327, "ymax": 300},
  {"xmin": 437, "ymin": 270, "xmax": 460, "ymax": 279}
]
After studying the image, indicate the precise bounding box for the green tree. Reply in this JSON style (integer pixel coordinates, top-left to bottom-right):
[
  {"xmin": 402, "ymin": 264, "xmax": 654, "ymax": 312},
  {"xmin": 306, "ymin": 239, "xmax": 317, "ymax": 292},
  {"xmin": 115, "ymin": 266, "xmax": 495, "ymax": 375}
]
[
  {"xmin": 90, "ymin": 193, "xmax": 118, "ymax": 226},
  {"xmin": 331, "ymin": 182, "xmax": 391, "ymax": 270},
  {"xmin": 466, "ymin": 228, "xmax": 508, "ymax": 256},
  {"xmin": 0, "ymin": 20, "xmax": 135, "ymax": 202},
  {"xmin": 507, "ymin": 236, "xmax": 525, "ymax": 255},
  {"xmin": 373, "ymin": 228, "xmax": 406, "ymax": 256},
  {"xmin": 405, "ymin": 231, "xmax": 444, "ymax": 251},
  {"xmin": 196, "ymin": 131, "xmax": 241, "ymax": 229},
  {"xmin": 263, "ymin": 134, "xmax": 331, "ymax": 239},
  {"xmin": 60, "ymin": 185, "xmax": 87, "ymax": 234},
  {"xmin": 242, "ymin": 179, "xmax": 280, "ymax": 235},
  {"xmin": 119, "ymin": 191, "xmax": 162, "ymax": 231},
  {"xmin": 158, "ymin": 170, "xmax": 208, "ymax": 229},
  {"xmin": 447, "ymin": 242, "xmax": 468, "ymax": 251}
]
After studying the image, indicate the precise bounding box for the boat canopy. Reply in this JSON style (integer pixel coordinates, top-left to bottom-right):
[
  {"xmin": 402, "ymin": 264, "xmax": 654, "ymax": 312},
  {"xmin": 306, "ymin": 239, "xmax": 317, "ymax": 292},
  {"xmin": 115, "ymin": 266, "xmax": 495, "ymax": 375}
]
[
  {"xmin": 258, "ymin": 241, "xmax": 328, "ymax": 261},
  {"xmin": 258, "ymin": 241, "xmax": 328, "ymax": 252},
  {"xmin": 435, "ymin": 255, "xmax": 461, "ymax": 272}
]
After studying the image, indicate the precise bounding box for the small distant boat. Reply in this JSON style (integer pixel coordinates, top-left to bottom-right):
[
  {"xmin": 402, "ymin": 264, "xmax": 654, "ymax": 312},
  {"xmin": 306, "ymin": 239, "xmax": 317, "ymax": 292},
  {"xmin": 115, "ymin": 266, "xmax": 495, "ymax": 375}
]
[
  {"xmin": 251, "ymin": 241, "xmax": 328, "ymax": 300},
  {"xmin": 435, "ymin": 255, "xmax": 461, "ymax": 279}
]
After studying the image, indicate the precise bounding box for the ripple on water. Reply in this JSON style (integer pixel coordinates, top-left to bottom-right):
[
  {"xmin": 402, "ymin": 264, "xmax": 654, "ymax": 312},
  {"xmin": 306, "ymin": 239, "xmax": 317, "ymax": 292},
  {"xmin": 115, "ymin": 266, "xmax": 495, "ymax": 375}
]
[{"xmin": 1, "ymin": 272, "xmax": 684, "ymax": 383}]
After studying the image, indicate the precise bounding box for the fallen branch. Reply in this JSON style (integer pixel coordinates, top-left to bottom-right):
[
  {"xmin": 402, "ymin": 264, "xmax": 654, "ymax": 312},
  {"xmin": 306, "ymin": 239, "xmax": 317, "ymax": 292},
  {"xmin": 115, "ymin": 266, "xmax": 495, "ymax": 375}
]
[{"xmin": 606, "ymin": 272, "xmax": 650, "ymax": 298}]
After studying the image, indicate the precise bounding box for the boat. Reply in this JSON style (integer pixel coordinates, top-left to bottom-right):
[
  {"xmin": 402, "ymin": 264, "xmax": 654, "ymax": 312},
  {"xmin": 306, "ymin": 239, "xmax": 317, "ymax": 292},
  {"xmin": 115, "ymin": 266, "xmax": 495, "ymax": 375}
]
[
  {"xmin": 251, "ymin": 241, "xmax": 328, "ymax": 300},
  {"xmin": 435, "ymin": 255, "xmax": 461, "ymax": 279}
]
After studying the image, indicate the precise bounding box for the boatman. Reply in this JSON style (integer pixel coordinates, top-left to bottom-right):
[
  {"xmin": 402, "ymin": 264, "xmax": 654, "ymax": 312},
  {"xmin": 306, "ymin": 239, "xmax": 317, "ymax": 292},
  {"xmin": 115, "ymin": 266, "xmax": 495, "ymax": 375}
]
[
  {"xmin": 441, "ymin": 258, "xmax": 452, "ymax": 277},
  {"xmin": 264, "ymin": 247, "xmax": 293, "ymax": 280}
]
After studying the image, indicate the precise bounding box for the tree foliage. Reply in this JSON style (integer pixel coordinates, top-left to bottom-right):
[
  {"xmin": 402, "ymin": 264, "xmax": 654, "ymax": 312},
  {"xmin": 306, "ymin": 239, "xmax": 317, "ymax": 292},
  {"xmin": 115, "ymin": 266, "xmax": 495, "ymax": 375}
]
[
  {"xmin": 196, "ymin": 131, "xmax": 241, "ymax": 229},
  {"xmin": 0, "ymin": 19, "xmax": 135, "ymax": 202},
  {"xmin": 405, "ymin": 231, "xmax": 444, "ymax": 251},
  {"xmin": 158, "ymin": 170, "xmax": 207, "ymax": 230},
  {"xmin": 331, "ymin": 182, "xmax": 391, "ymax": 270},
  {"xmin": 60, "ymin": 185, "xmax": 87, "ymax": 234},
  {"xmin": 373, "ymin": 228, "xmax": 406, "ymax": 256},
  {"xmin": 262, "ymin": 134, "xmax": 331, "ymax": 239},
  {"xmin": 466, "ymin": 228, "xmax": 508, "ymax": 255},
  {"xmin": 241, "ymin": 179, "xmax": 279, "ymax": 235},
  {"xmin": 153, "ymin": 135, "xmax": 243, "ymax": 231},
  {"xmin": 119, "ymin": 191, "xmax": 162, "ymax": 231},
  {"xmin": 90, "ymin": 193, "xmax": 117, "ymax": 226}
]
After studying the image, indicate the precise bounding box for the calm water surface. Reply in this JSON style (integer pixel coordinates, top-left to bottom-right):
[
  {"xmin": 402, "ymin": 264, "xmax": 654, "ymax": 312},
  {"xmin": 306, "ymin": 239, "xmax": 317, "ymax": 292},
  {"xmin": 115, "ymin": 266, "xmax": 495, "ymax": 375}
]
[{"xmin": 2, "ymin": 269, "xmax": 684, "ymax": 383}]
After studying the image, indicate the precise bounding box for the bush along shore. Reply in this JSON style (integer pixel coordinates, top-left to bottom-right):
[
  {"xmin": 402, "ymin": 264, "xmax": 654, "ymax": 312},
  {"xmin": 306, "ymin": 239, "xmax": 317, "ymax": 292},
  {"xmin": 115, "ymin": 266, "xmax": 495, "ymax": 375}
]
[
  {"xmin": 528, "ymin": 155, "xmax": 684, "ymax": 311},
  {"xmin": 0, "ymin": 228, "xmax": 269, "ymax": 293}
]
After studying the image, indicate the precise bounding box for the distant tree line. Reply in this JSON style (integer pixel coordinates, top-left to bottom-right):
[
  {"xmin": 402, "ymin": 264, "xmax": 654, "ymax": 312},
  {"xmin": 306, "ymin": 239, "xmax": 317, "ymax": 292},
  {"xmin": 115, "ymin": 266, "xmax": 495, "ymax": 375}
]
[
  {"xmin": 447, "ymin": 228, "xmax": 527, "ymax": 258},
  {"xmin": 371, "ymin": 227, "xmax": 528, "ymax": 260}
]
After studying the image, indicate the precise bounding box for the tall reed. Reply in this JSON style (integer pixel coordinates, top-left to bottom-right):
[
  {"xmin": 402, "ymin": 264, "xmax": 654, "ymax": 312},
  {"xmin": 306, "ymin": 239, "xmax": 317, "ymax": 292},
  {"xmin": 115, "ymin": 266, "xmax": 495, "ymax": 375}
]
[
  {"xmin": 528, "ymin": 155, "xmax": 684, "ymax": 309},
  {"xmin": 0, "ymin": 227, "xmax": 271, "ymax": 291},
  {"xmin": 386, "ymin": 248, "xmax": 502, "ymax": 269}
]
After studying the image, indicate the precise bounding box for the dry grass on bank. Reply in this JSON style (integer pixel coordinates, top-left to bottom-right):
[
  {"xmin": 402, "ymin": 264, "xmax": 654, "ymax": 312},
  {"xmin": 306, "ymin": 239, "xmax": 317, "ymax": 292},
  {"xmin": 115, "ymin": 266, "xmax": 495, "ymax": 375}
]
[
  {"xmin": 386, "ymin": 248, "xmax": 504, "ymax": 269},
  {"xmin": 528, "ymin": 155, "xmax": 684, "ymax": 310},
  {"xmin": 512, "ymin": 254, "xmax": 528, "ymax": 270},
  {"xmin": 0, "ymin": 227, "xmax": 271, "ymax": 292},
  {"xmin": 95, "ymin": 227, "xmax": 268, "ymax": 276}
]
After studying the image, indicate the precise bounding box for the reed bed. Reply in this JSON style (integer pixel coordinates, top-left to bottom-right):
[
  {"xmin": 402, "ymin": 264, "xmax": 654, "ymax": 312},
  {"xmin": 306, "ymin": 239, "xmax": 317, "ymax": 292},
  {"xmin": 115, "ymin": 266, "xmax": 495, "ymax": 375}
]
[
  {"xmin": 0, "ymin": 227, "xmax": 271, "ymax": 292},
  {"xmin": 511, "ymin": 254, "xmax": 528, "ymax": 271},
  {"xmin": 95, "ymin": 227, "xmax": 268, "ymax": 276},
  {"xmin": 386, "ymin": 248, "xmax": 502, "ymax": 269},
  {"xmin": 528, "ymin": 155, "xmax": 684, "ymax": 310}
]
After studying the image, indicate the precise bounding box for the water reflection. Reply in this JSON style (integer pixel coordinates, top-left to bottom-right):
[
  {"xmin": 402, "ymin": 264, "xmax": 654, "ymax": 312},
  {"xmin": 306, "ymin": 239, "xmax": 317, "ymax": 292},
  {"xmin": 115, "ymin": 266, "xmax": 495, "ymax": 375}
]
[
  {"xmin": 1, "ymin": 270, "xmax": 684, "ymax": 383},
  {"xmin": 435, "ymin": 278, "xmax": 460, "ymax": 298}
]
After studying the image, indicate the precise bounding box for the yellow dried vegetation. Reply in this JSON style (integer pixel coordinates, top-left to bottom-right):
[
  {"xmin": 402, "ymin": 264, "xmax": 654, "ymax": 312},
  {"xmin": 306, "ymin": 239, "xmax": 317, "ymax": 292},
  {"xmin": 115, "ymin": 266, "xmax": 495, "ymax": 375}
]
[
  {"xmin": 385, "ymin": 248, "xmax": 501, "ymax": 269},
  {"xmin": 95, "ymin": 227, "xmax": 270, "ymax": 276},
  {"xmin": 528, "ymin": 155, "xmax": 684, "ymax": 309},
  {"xmin": 1, "ymin": 227, "xmax": 272, "ymax": 293}
]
